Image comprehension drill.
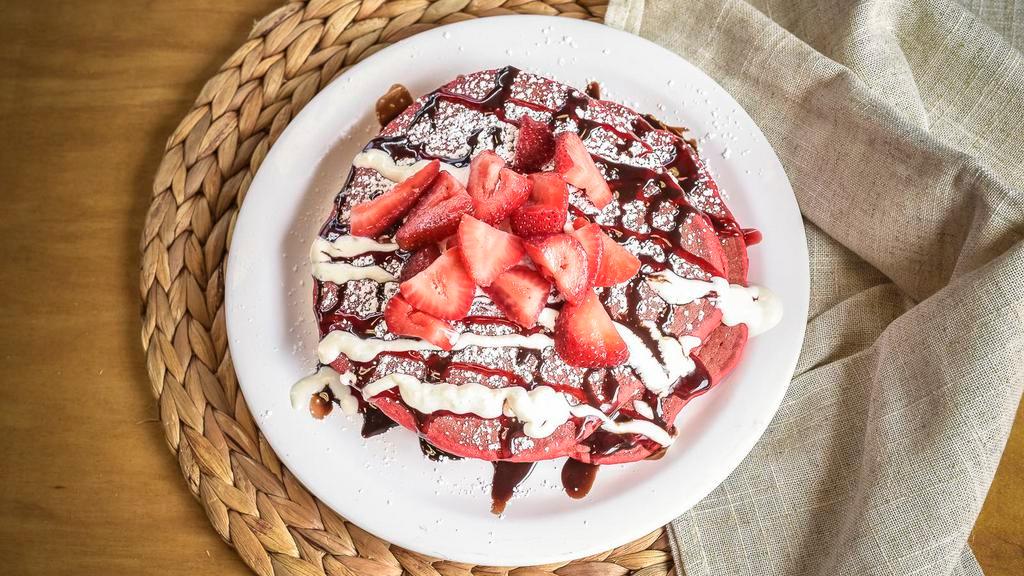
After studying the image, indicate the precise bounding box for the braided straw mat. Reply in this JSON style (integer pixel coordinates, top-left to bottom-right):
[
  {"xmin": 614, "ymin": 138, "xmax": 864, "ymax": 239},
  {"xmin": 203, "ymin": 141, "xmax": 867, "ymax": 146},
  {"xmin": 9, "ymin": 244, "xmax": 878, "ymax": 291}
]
[{"xmin": 140, "ymin": 1, "xmax": 678, "ymax": 575}]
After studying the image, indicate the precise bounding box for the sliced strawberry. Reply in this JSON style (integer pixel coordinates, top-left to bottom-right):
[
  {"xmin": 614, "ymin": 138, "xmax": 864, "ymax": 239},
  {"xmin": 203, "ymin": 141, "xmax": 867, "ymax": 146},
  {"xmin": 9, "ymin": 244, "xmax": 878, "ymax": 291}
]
[
  {"xmin": 570, "ymin": 220, "xmax": 640, "ymax": 287},
  {"xmin": 457, "ymin": 215, "xmax": 525, "ymax": 287},
  {"xmin": 553, "ymin": 132, "xmax": 613, "ymax": 208},
  {"xmin": 510, "ymin": 203, "xmax": 565, "ymax": 236},
  {"xmin": 398, "ymin": 245, "xmax": 441, "ymax": 283},
  {"xmin": 529, "ymin": 171, "xmax": 569, "ymax": 211},
  {"xmin": 596, "ymin": 244, "xmax": 641, "ymax": 286},
  {"xmin": 483, "ymin": 266, "xmax": 551, "ymax": 328},
  {"xmin": 468, "ymin": 150, "xmax": 503, "ymax": 203},
  {"xmin": 350, "ymin": 160, "xmax": 440, "ymax": 237},
  {"xmin": 509, "ymin": 172, "xmax": 569, "ymax": 236},
  {"xmin": 395, "ymin": 171, "xmax": 473, "ymax": 250},
  {"xmin": 383, "ymin": 294, "xmax": 458, "ymax": 350},
  {"xmin": 513, "ymin": 115, "xmax": 555, "ymax": 172},
  {"xmin": 594, "ymin": 232, "xmax": 640, "ymax": 286},
  {"xmin": 523, "ymin": 234, "xmax": 590, "ymax": 304},
  {"xmin": 399, "ymin": 248, "xmax": 475, "ymax": 320},
  {"xmin": 470, "ymin": 168, "xmax": 531, "ymax": 225},
  {"xmin": 569, "ymin": 223, "xmax": 604, "ymax": 288},
  {"xmin": 494, "ymin": 168, "xmax": 533, "ymax": 222},
  {"xmin": 466, "ymin": 151, "xmax": 531, "ymax": 224},
  {"xmin": 555, "ymin": 291, "xmax": 628, "ymax": 367}
]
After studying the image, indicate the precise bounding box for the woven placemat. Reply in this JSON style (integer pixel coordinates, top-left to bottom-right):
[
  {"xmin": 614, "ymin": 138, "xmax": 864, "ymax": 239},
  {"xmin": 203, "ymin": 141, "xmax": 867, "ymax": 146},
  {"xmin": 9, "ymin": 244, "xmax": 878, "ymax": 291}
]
[{"xmin": 140, "ymin": 1, "xmax": 677, "ymax": 575}]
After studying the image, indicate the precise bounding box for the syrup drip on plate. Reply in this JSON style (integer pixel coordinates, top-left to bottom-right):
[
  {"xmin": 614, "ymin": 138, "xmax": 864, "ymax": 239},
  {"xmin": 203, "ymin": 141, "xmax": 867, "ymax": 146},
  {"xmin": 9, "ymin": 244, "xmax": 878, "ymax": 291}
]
[
  {"xmin": 491, "ymin": 462, "xmax": 535, "ymax": 515},
  {"xmin": 561, "ymin": 459, "xmax": 599, "ymax": 499},
  {"xmin": 492, "ymin": 458, "xmax": 602, "ymax": 513}
]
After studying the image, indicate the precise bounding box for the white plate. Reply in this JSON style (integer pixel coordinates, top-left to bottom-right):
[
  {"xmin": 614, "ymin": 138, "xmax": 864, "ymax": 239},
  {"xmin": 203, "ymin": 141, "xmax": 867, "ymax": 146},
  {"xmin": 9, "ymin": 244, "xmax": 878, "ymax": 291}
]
[{"xmin": 226, "ymin": 15, "xmax": 808, "ymax": 566}]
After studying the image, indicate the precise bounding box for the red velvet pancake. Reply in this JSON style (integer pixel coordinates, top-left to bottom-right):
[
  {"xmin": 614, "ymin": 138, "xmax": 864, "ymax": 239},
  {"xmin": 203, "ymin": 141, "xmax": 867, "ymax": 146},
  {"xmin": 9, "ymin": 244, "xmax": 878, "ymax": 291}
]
[{"xmin": 310, "ymin": 67, "xmax": 753, "ymax": 464}]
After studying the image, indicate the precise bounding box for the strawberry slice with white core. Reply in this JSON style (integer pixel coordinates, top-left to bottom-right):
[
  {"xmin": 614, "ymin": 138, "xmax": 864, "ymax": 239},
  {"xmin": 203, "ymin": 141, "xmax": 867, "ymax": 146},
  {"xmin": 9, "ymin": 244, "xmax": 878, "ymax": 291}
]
[
  {"xmin": 468, "ymin": 150, "xmax": 503, "ymax": 200},
  {"xmin": 513, "ymin": 115, "xmax": 555, "ymax": 172},
  {"xmin": 483, "ymin": 266, "xmax": 551, "ymax": 328},
  {"xmin": 469, "ymin": 165, "xmax": 531, "ymax": 225},
  {"xmin": 457, "ymin": 215, "xmax": 526, "ymax": 287},
  {"xmin": 384, "ymin": 294, "xmax": 458, "ymax": 350},
  {"xmin": 523, "ymin": 234, "xmax": 590, "ymax": 304},
  {"xmin": 569, "ymin": 223, "xmax": 604, "ymax": 288},
  {"xmin": 466, "ymin": 151, "xmax": 531, "ymax": 224},
  {"xmin": 400, "ymin": 248, "xmax": 475, "ymax": 320},
  {"xmin": 555, "ymin": 291, "xmax": 629, "ymax": 367},
  {"xmin": 395, "ymin": 171, "xmax": 473, "ymax": 250},
  {"xmin": 553, "ymin": 132, "xmax": 613, "ymax": 208},
  {"xmin": 350, "ymin": 160, "xmax": 440, "ymax": 237},
  {"xmin": 492, "ymin": 168, "xmax": 533, "ymax": 223},
  {"xmin": 571, "ymin": 218, "xmax": 641, "ymax": 286}
]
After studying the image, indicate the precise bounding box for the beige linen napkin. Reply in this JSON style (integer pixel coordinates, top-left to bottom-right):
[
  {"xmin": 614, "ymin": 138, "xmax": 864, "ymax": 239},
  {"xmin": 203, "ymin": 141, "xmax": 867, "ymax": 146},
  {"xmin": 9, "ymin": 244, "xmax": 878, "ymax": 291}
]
[{"xmin": 604, "ymin": 0, "xmax": 1024, "ymax": 574}]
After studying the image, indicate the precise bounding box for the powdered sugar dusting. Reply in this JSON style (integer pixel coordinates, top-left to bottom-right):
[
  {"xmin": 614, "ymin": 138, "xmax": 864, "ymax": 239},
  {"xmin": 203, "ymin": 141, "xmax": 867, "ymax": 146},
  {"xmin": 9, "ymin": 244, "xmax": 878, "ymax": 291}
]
[{"xmin": 306, "ymin": 66, "xmax": 747, "ymax": 460}]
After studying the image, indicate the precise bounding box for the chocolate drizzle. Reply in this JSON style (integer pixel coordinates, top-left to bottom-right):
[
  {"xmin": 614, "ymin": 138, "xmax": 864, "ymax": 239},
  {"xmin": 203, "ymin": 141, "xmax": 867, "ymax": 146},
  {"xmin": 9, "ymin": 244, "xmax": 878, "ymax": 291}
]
[
  {"xmin": 311, "ymin": 66, "xmax": 753, "ymax": 476},
  {"xmin": 561, "ymin": 459, "xmax": 599, "ymax": 499},
  {"xmin": 491, "ymin": 461, "xmax": 535, "ymax": 514},
  {"xmin": 420, "ymin": 438, "xmax": 463, "ymax": 461},
  {"xmin": 367, "ymin": 66, "xmax": 521, "ymax": 166},
  {"xmin": 361, "ymin": 406, "xmax": 398, "ymax": 438}
]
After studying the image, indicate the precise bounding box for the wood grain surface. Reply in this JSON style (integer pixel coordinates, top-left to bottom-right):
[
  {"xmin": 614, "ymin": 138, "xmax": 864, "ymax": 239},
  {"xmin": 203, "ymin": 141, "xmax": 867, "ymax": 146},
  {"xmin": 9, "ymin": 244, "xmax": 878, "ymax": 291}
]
[{"xmin": 0, "ymin": 1, "xmax": 1020, "ymax": 574}]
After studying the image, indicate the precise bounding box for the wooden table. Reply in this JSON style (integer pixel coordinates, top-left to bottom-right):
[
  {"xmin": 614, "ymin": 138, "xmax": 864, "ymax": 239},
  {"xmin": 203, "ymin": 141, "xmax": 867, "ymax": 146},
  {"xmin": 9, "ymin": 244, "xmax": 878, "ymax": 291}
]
[{"xmin": 0, "ymin": 1, "xmax": 1021, "ymax": 574}]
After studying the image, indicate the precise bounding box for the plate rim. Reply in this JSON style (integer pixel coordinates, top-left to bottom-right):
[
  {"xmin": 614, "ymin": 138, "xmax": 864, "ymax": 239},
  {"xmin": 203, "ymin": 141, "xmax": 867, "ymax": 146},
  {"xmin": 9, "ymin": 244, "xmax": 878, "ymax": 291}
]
[{"xmin": 226, "ymin": 14, "xmax": 808, "ymax": 565}]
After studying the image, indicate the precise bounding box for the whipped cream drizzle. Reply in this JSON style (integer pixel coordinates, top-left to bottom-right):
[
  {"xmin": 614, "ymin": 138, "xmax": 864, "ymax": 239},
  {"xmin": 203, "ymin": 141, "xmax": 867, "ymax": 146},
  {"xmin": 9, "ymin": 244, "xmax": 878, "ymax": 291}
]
[
  {"xmin": 645, "ymin": 271, "xmax": 783, "ymax": 336},
  {"xmin": 636, "ymin": 321, "xmax": 703, "ymax": 396},
  {"xmin": 290, "ymin": 366, "xmax": 358, "ymax": 415},
  {"xmin": 570, "ymin": 404, "xmax": 674, "ymax": 446},
  {"xmin": 310, "ymin": 237, "xmax": 396, "ymax": 284},
  {"xmin": 312, "ymin": 236, "xmax": 397, "ymax": 258},
  {"xmin": 317, "ymin": 330, "xmax": 553, "ymax": 365},
  {"xmin": 353, "ymin": 149, "xmax": 470, "ymax": 185},
  {"xmin": 632, "ymin": 400, "xmax": 655, "ymax": 420},
  {"xmin": 363, "ymin": 373, "xmax": 572, "ymax": 439},
  {"xmin": 308, "ymin": 313, "xmax": 691, "ymax": 444},
  {"xmin": 317, "ymin": 313, "xmax": 696, "ymax": 391},
  {"xmin": 297, "ymin": 230, "xmax": 784, "ymax": 447},
  {"xmin": 362, "ymin": 373, "xmax": 673, "ymax": 445}
]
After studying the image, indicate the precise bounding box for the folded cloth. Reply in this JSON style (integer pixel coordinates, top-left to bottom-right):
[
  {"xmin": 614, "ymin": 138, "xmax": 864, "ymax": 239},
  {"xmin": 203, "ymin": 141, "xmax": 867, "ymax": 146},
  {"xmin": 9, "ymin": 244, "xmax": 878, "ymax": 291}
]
[{"xmin": 605, "ymin": 0, "xmax": 1024, "ymax": 574}]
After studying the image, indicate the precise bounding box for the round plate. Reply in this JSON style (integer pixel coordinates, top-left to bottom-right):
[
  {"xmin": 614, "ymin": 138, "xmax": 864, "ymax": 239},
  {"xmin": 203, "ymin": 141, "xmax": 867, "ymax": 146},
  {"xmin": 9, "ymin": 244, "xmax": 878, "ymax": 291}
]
[{"xmin": 226, "ymin": 15, "xmax": 808, "ymax": 566}]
